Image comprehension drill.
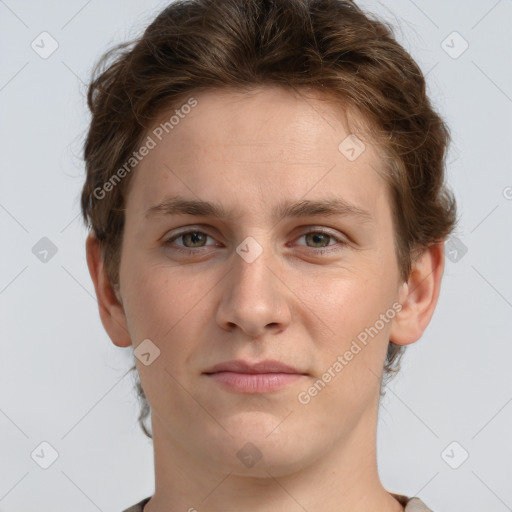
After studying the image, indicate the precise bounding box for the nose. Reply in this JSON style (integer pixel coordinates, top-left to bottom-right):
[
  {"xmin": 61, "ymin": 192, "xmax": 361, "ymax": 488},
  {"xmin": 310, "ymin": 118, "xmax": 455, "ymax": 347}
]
[{"xmin": 215, "ymin": 240, "xmax": 292, "ymax": 338}]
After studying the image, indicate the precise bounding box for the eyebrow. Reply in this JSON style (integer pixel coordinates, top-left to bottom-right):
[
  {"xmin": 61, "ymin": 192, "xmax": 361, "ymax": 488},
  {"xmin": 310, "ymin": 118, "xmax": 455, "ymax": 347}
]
[{"xmin": 144, "ymin": 195, "xmax": 373, "ymax": 224}]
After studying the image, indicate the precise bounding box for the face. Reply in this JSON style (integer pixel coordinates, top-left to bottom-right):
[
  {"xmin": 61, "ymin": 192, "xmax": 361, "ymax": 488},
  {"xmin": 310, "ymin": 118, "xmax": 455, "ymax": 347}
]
[{"xmin": 117, "ymin": 86, "xmax": 405, "ymax": 476}]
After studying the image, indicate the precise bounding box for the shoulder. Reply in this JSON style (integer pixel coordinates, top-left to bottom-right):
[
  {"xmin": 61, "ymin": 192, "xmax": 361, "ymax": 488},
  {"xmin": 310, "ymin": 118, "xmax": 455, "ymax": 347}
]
[
  {"xmin": 391, "ymin": 492, "xmax": 435, "ymax": 511},
  {"xmin": 123, "ymin": 494, "xmax": 434, "ymax": 512},
  {"xmin": 121, "ymin": 496, "xmax": 152, "ymax": 512}
]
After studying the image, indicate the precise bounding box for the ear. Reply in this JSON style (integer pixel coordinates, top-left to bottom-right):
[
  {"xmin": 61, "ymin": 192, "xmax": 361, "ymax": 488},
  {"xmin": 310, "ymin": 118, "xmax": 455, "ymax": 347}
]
[
  {"xmin": 390, "ymin": 241, "xmax": 445, "ymax": 346},
  {"xmin": 85, "ymin": 233, "xmax": 132, "ymax": 347}
]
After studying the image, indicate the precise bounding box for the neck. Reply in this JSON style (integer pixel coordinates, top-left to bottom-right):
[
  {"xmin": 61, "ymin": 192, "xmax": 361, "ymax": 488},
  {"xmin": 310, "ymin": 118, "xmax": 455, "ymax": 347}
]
[{"xmin": 144, "ymin": 404, "xmax": 404, "ymax": 512}]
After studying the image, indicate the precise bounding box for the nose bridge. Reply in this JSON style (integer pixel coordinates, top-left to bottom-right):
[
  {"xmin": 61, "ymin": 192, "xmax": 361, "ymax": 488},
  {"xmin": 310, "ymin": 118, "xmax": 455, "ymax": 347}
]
[
  {"xmin": 217, "ymin": 234, "xmax": 289, "ymax": 336},
  {"xmin": 233, "ymin": 237, "xmax": 272, "ymax": 297}
]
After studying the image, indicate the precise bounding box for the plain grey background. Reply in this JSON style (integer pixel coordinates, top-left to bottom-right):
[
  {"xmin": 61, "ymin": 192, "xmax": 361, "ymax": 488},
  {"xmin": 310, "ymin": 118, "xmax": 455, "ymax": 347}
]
[{"xmin": 1, "ymin": 1, "xmax": 511, "ymax": 511}]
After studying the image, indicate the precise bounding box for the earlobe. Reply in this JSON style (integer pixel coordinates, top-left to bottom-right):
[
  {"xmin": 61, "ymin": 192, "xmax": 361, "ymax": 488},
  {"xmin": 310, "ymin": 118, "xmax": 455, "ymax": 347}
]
[
  {"xmin": 85, "ymin": 233, "xmax": 132, "ymax": 347},
  {"xmin": 389, "ymin": 241, "xmax": 445, "ymax": 346}
]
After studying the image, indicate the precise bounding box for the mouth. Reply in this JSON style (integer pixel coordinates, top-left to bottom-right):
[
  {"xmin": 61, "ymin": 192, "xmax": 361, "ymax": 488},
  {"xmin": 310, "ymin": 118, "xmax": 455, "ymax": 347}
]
[{"xmin": 203, "ymin": 359, "xmax": 308, "ymax": 393}]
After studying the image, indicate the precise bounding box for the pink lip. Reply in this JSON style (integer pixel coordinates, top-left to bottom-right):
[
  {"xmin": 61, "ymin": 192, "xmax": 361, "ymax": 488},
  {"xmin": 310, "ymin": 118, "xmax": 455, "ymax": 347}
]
[{"xmin": 203, "ymin": 359, "xmax": 307, "ymax": 393}]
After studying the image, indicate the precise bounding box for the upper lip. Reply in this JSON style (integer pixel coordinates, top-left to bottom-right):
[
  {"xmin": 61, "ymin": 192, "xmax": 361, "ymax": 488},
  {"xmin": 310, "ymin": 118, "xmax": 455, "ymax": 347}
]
[{"xmin": 203, "ymin": 359, "xmax": 305, "ymax": 375}]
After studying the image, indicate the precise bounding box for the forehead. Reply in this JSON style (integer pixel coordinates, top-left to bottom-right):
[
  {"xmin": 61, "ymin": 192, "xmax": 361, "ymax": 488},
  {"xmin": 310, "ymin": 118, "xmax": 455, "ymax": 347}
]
[
  {"xmin": 150, "ymin": 86, "xmax": 373, "ymax": 158},
  {"xmin": 125, "ymin": 86, "xmax": 390, "ymax": 222}
]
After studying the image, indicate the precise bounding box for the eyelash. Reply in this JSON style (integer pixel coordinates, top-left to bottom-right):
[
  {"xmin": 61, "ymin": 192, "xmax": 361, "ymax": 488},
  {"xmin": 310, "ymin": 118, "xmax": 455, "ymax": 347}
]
[{"xmin": 163, "ymin": 228, "xmax": 347, "ymax": 255}]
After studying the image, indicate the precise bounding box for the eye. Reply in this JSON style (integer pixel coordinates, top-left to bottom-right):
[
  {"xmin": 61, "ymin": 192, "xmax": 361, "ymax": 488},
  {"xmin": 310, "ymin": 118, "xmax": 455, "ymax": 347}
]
[
  {"xmin": 164, "ymin": 230, "xmax": 217, "ymax": 251},
  {"xmin": 295, "ymin": 229, "xmax": 346, "ymax": 251}
]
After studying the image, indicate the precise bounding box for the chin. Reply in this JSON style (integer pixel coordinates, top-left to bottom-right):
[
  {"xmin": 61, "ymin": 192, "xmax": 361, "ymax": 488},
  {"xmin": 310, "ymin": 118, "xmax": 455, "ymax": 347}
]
[{"xmin": 195, "ymin": 414, "xmax": 323, "ymax": 478}]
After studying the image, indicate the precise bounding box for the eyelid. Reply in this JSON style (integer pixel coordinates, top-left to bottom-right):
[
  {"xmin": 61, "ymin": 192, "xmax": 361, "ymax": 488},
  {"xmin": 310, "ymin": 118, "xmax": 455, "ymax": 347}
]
[{"xmin": 293, "ymin": 227, "xmax": 347, "ymax": 246}]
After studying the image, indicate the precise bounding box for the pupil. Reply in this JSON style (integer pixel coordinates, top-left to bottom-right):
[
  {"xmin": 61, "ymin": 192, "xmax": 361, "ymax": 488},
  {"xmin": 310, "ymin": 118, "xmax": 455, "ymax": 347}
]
[
  {"xmin": 189, "ymin": 232, "xmax": 204, "ymax": 246},
  {"xmin": 310, "ymin": 233, "xmax": 328, "ymax": 247}
]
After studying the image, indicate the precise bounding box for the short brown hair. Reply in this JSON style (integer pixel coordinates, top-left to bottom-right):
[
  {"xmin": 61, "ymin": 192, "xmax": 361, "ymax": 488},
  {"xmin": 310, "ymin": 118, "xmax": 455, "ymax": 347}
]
[{"xmin": 81, "ymin": 0, "xmax": 457, "ymax": 438}]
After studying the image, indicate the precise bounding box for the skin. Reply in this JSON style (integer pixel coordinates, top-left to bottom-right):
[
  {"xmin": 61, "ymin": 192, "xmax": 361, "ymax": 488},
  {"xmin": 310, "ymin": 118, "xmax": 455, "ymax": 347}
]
[{"xmin": 86, "ymin": 85, "xmax": 445, "ymax": 512}]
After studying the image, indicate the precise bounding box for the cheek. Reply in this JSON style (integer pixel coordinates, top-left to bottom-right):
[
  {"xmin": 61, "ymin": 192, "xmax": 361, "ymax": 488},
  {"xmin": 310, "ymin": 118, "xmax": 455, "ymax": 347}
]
[
  {"xmin": 307, "ymin": 270, "xmax": 385, "ymax": 331},
  {"xmin": 124, "ymin": 270, "xmax": 184, "ymax": 339},
  {"xmin": 120, "ymin": 252, "xmax": 217, "ymax": 350},
  {"xmin": 305, "ymin": 267, "xmax": 397, "ymax": 374}
]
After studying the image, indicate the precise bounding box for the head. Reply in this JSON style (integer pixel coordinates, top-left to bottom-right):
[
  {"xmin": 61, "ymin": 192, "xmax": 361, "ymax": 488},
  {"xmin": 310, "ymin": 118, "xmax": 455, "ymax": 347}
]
[{"xmin": 82, "ymin": 0, "xmax": 456, "ymax": 460}]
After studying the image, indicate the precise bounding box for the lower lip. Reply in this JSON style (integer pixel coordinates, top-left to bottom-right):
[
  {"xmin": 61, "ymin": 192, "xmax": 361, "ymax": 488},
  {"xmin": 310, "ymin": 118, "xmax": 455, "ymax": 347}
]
[{"xmin": 206, "ymin": 372, "xmax": 304, "ymax": 393}]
